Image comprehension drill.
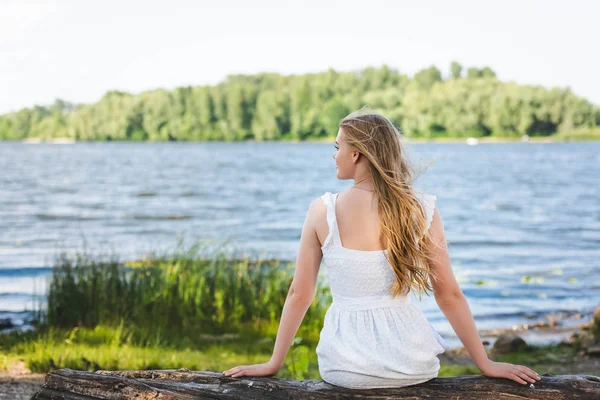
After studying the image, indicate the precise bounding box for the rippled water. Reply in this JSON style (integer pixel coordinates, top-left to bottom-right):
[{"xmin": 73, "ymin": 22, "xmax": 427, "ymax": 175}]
[{"xmin": 1, "ymin": 141, "xmax": 599, "ymax": 348}]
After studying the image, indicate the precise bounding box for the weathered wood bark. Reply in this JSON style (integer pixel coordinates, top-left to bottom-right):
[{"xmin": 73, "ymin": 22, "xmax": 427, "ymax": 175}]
[{"xmin": 30, "ymin": 368, "xmax": 600, "ymax": 400}]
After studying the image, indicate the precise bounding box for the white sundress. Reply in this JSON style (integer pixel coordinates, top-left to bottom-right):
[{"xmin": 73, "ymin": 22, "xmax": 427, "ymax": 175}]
[{"xmin": 316, "ymin": 191, "xmax": 450, "ymax": 389}]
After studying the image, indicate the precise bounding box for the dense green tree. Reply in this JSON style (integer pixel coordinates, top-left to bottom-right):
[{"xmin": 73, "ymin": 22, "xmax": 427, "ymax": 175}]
[
  {"xmin": 466, "ymin": 66, "xmax": 496, "ymax": 79},
  {"xmin": 0, "ymin": 64, "xmax": 596, "ymax": 141},
  {"xmin": 450, "ymin": 61, "xmax": 462, "ymax": 79},
  {"xmin": 480, "ymin": 67, "xmax": 496, "ymax": 78},
  {"xmin": 320, "ymin": 97, "xmax": 350, "ymax": 137},
  {"xmin": 414, "ymin": 65, "xmax": 443, "ymax": 90},
  {"xmin": 467, "ymin": 67, "xmax": 482, "ymax": 79},
  {"xmin": 252, "ymin": 89, "xmax": 290, "ymax": 141}
]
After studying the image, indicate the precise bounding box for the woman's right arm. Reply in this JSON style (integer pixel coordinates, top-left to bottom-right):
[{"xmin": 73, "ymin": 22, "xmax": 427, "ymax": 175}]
[{"xmin": 425, "ymin": 205, "xmax": 541, "ymax": 385}]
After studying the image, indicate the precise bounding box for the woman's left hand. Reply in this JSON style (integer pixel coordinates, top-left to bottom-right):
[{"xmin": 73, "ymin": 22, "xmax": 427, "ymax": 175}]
[{"xmin": 222, "ymin": 361, "xmax": 281, "ymax": 378}]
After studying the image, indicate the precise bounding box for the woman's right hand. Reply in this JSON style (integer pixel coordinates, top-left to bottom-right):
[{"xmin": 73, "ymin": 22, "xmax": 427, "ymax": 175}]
[{"xmin": 479, "ymin": 360, "xmax": 541, "ymax": 385}]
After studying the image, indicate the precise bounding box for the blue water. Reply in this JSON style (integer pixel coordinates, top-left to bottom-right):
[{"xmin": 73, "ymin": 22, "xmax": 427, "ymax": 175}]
[{"xmin": 1, "ymin": 141, "xmax": 599, "ymax": 348}]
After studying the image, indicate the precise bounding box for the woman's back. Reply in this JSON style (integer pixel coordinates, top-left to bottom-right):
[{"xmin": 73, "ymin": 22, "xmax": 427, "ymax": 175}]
[
  {"xmin": 315, "ymin": 189, "xmax": 449, "ymax": 389},
  {"xmin": 318, "ymin": 189, "xmax": 386, "ymax": 252}
]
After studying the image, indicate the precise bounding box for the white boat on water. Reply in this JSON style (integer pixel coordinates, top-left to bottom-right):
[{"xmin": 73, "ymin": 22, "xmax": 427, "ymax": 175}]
[
  {"xmin": 23, "ymin": 138, "xmax": 43, "ymax": 144},
  {"xmin": 466, "ymin": 137, "xmax": 479, "ymax": 145},
  {"xmin": 51, "ymin": 138, "xmax": 76, "ymax": 144},
  {"xmin": 22, "ymin": 137, "xmax": 75, "ymax": 144}
]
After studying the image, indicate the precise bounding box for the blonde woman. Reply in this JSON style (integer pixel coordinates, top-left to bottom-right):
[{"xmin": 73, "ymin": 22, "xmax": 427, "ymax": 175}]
[{"xmin": 223, "ymin": 108, "xmax": 541, "ymax": 389}]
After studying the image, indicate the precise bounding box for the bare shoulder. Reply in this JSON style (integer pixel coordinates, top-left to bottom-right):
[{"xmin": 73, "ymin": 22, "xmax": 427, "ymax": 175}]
[
  {"xmin": 303, "ymin": 195, "xmax": 328, "ymax": 235},
  {"xmin": 309, "ymin": 195, "xmax": 327, "ymax": 219}
]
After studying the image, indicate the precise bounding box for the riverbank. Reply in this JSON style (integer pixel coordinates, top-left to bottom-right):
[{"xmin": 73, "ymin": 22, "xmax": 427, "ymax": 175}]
[
  {"xmin": 7, "ymin": 127, "xmax": 600, "ymax": 145},
  {"xmin": 2, "ymin": 313, "xmax": 597, "ymax": 399},
  {"xmin": 2, "ymin": 246, "xmax": 597, "ymax": 396},
  {"xmin": 302, "ymin": 132, "xmax": 600, "ymax": 144},
  {"xmin": 0, "ymin": 361, "xmax": 45, "ymax": 400}
]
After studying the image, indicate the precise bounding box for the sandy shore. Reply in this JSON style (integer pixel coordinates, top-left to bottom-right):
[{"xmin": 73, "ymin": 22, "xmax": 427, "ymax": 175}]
[{"xmin": 0, "ymin": 361, "xmax": 45, "ymax": 399}]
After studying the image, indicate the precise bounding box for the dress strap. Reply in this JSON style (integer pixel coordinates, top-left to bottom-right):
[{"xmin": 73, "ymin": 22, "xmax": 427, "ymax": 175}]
[
  {"xmin": 321, "ymin": 192, "xmax": 342, "ymax": 248},
  {"xmin": 331, "ymin": 193, "xmax": 342, "ymax": 246}
]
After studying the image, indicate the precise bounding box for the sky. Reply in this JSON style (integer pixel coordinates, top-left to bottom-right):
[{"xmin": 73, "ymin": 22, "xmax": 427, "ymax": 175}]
[{"xmin": 1, "ymin": 0, "xmax": 599, "ymax": 114}]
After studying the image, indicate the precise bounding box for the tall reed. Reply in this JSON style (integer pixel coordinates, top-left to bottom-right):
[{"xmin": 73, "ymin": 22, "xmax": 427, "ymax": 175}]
[{"xmin": 38, "ymin": 239, "xmax": 331, "ymax": 347}]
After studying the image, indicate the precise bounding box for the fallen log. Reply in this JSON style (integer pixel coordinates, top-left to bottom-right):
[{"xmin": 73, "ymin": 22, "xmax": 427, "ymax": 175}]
[{"xmin": 30, "ymin": 368, "xmax": 600, "ymax": 399}]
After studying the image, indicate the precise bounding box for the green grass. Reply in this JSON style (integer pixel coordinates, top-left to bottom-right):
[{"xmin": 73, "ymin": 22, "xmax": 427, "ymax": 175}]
[
  {"xmin": 438, "ymin": 364, "xmax": 481, "ymax": 376},
  {"xmin": 2, "ymin": 324, "xmax": 588, "ymax": 379},
  {"xmin": 3, "ymin": 238, "xmax": 595, "ymax": 380},
  {"xmin": 0, "ymin": 238, "xmax": 330, "ymax": 379},
  {"xmin": 492, "ymin": 344, "xmax": 600, "ymax": 375},
  {"xmin": 551, "ymin": 128, "xmax": 600, "ymax": 142},
  {"xmin": 38, "ymin": 238, "xmax": 330, "ymax": 348},
  {"xmin": 0, "ymin": 324, "xmax": 318, "ymax": 379},
  {"xmin": 493, "ymin": 344, "xmax": 574, "ymax": 365}
]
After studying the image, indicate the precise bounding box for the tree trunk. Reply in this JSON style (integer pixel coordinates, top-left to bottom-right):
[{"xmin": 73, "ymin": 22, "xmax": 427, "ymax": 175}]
[{"xmin": 30, "ymin": 368, "xmax": 600, "ymax": 399}]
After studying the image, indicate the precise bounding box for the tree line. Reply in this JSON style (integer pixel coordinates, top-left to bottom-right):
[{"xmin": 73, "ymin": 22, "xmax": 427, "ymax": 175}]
[{"xmin": 1, "ymin": 62, "xmax": 598, "ymax": 141}]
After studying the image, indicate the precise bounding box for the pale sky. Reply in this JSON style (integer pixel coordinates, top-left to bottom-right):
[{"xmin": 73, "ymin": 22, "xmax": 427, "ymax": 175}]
[{"xmin": 1, "ymin": 0, "xmax": 599, "ymax": 115}]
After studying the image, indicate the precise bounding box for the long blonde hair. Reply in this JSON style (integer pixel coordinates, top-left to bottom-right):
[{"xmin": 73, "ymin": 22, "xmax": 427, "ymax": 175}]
[{"xmin": 339, "ymin": 107, "xmax": 441, "ymax": 300}]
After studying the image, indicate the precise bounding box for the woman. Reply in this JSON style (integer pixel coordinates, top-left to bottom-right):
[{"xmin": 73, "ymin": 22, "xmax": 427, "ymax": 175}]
[{"xmin": 223, "ymin": 108, "xmax": 541, "ymax": 388}]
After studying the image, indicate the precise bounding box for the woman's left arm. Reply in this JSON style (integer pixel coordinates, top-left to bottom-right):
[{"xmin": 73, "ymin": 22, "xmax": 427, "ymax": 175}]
[{"xmin": 223, "ymin": 198, "xmax": 324, "ymax": 378}]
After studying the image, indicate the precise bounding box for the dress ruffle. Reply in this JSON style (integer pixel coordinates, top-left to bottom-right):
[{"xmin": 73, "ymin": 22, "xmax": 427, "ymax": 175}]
[
  {"xmin": 317, "ymin": 302, "xmax": 447, "ymax": 388},
  {"xmin": 417, "ymin": 193, "xmax": 437, "ymax": 232}
]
